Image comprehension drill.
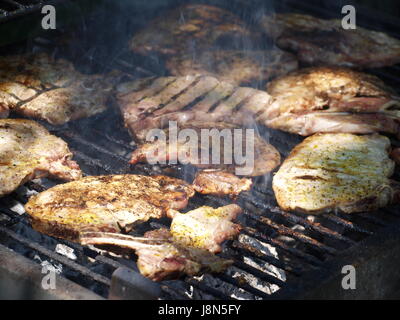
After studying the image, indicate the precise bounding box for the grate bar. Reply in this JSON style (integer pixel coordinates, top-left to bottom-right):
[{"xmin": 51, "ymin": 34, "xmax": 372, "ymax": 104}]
[
  {"xmin": 231, "ymin": 242, "xmax": 302, "ymax": 276},
  {"xmin": 242, "ymin": 227, "xmax": 323, "ymax": 267},
  {"xmin": 0, "ymin": 226, "xmax": 111, "ymax": 287},
  {"xmin": 245, "ymin": 214, "xmax": 337, "ymax": 256}
]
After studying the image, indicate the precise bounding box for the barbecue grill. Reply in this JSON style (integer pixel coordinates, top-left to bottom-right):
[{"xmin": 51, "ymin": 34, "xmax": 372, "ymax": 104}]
[{"xmin": 1, "ymin": 0, "xmax": 400, "ymax": 300}]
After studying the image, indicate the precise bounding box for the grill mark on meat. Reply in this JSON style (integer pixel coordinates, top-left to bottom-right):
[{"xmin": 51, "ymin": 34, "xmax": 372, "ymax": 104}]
[
  {"xmin": 153, "ymin": 76, "xmax": 220, "ymax": 116},
  {"xmin": 139, "ymin": 76, "xmax": 202, "ymax": 116},
  {"xmin": 212, "ymin": 87, "xmax": 254, "ymax": 114},
  {"xmin": 190, "ymin": 81, "xmax": 235, "ymax": 112}
]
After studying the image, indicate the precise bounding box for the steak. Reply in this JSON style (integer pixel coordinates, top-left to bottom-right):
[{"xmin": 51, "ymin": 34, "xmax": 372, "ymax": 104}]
[
  {"xmin": 0, "ymin": 119, "xmax": 81, "ymax": 197},
  {"xmin": 192, "ymin": 170, "xmax": 252, "ymax": 198},
  {"xmin": 129, "ymin": 4, "xmax": 260, "ymax": 56},
  {"xmin": 25, "ymin": 174, "xmax": 195, "ymax": 241},
  {"xmin": 165, "ymin": 49, "xmax": 298, "ymax": 86},
  {"xmin": 260, "ymin": 13, "xmax": 400, "ymax": 68},
  {"xmin": 272, "ymin": 133, "xmax": 398, "ymax": 214},
  {"xmin": 260, "ymin": 67, "xmax": 400, "ymax": 136},
  {"xmin": 80, "ymin": 229, "xmax": 233, "ymax": 281},
  {"xmin": 169, "ymin": 204, "xmax": 243, "ymax": 253},
  {"xmin": 0, "ymin": 53, "xmax": 118, "ymax": 125},
  {"xmin": 116, "ymin": 75, "xmax": 272, "ymax": 141},
  {"xmin": 129, "ymin": 121, "xmax": 281, "ymax": 177}
]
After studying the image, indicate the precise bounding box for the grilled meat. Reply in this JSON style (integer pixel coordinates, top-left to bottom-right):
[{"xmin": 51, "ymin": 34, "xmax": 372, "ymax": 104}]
[
  {"xmin": 272, "ymin": 133, "xmax": 398, "ymax": 214},
  {"xmin": 129, "ymin": 4, "xmax": 260, "ymax": 56},
  {"xmin": 192, "ymin": 170, "xmax": 252, "ymax": 198},
  {"xmin": 80, "ymin": 229, "xmax": 232, "ymax": 281},
  {"xmin": 165, "ymin": 49, "xmax": 298, "ymax": 86},
  {"xmin": 260, "ymin": 13, "xmax": 400, "ymax": 68},
  {"xmin": 260, "ymin": 67, "xmax": 400, "ymax": 136},
  {"xmin": 0, "ymin": 119, "xmax": 81, "ymax": 197},
  {"xmin": 116, "ymin": 75, "xmax": 272, "ymax": 141},
  {"xmin": 25, "ymin": 174, "xmax": 195, "ymax": 241},
  {"xmin": 0, "ymin": 53, "xmax": 117, "ymax": 125},
  {"xmin": 169, "ymin": 204, "xmax": 242, "ymax": 253},
  {"xmin": 129, "ymin": 121, "xmax": 281, "ymax": 177}
]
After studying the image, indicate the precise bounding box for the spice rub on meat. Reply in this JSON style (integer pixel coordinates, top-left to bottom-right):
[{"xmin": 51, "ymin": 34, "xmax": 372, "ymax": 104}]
[{"xmin": 25, "ymin": 174, "xmax": 195, "ymax": 241}]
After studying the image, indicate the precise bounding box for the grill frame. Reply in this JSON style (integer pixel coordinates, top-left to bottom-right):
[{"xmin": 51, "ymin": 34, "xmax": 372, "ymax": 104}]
[{"xmin": 0, "ymin": 0, "xmax": 400, "ymax": 300}]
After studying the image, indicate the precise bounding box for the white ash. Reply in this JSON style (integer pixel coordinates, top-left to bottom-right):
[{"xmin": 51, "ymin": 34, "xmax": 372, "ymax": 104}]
[
  {"xmin": 9, "ymin": 202, "xmax": 25, "ymax": 215},
  {"xmin": 55, "ymin": 244, "xmax": 77, "ymax": 260}
]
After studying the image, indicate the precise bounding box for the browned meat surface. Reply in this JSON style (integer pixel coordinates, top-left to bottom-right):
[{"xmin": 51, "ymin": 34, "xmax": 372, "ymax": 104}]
[
  {"xmin": 260, "ymin": 13, "xmax": 400, "ymax": 68},
  {"xmin": 260, "ymin": 67, "xmax": 400, "ymax": 136},
  {"xmin": 25, "ymin": 174, "xmax": 195, "ymax": 241},
  {"xmin": 192, "ymin": 170, "xmax": 252, "ymax": 198},
  {"xmin": 129, "ymin": 4, "xmax": 260, "ymax": 56},
  {"xmin": 169, "ymin": 204, "xmax": 242, "ymax": 253},
  {"xmin": 80, "ymin": 229, "xmax": 232, "ymax": 281},
  {"xmin": 165, "ymin": 49, "xmax": 298, "ymax": 86},
  {"xmin": 0, "ymin": 53, "xmax": 117, "ymax": 125},
  {"xmin": 116, "ymin": 75, "xmax": 272, "ymax": 141},
  {"xmin": 129, "ymin": 121, "xmax": 281, "ymax": 177},
  {"xmin": 273, "ymin": 133, "xmax": 399, "ymax": 214},
  {"xmin": 0, "ymin": 119, "xmax": 81, "ymax": 197}
]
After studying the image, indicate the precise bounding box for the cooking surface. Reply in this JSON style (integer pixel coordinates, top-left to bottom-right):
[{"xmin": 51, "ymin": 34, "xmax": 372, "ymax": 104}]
[{"xmin": 0, "ymin": 0, "xmax": 400, "ymax": 299}]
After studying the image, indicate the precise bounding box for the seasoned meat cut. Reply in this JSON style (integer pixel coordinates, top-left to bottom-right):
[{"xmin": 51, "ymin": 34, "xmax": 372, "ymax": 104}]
[
  {"xmin": 129, "ymin": 121, "xmax": 281, "ymax": 177},
  {"xmin": 260, "ymin": 13, "xmax": 400, "ymax": 68},
  {"xmin": 192, "ymin": 170, "xmax": 252, "ymax": 198},
  {"xmin": 165, "ymin": 49, "xmax": 298, "ymax": 86},
  {"xmin": 260, "ymin": 67, "xmax": 400, "ymax": 136},
  {"xmin": 169, "ymin": 204, "xmax": 243, "ymax": 253},
  {"xmin": 129, "ymin": 4, "xmax": 260, "ymax": 56},
  {"xmin": 80, "ymin": 229, "xmax": 233, "ymax": 281},
  {"xmin": 0, "ymin": 119, "xmax": 81, "ymax": 197},
  {"xmin": 0, "ymin": 53, "xmax": 117, "ymax": 124},
  {"xmin": 25, "ymin": 174, "xmax": 195, "ymax": 241},
  {"xmin": 116, "ymin": 75, "xmax": 272, "ymax": 141},
  {"xmin": 272, "ymin": 133, "xmax": 398, "ymax": 214}
]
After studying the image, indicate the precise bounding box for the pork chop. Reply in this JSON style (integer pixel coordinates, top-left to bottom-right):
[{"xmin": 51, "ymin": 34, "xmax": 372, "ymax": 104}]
[
  {"xmin": 116, "ymin": 75, "xmax": 272, "ymax": 141},
  {"xmin": 129, "ymin": 121, "xmax": 281, "ymax": 177},
  {"xmin": 260, "ymin": 67, "xmax": 400, "ymax": 136},
  {"xmin": 260, "ymin": 13, "xmax": 400, "ymax": 68},
  {"xmin": 0, "ymin": 119, "xmax": 81, "ymax": 197},
  {"xmin": 80, "ymin": 229, "xmax": 232, "ymax": 281},
  {"xmin": 129, "ymin": 4, "xmax": 260, "ymax": 56},
  {"xmin": 272, "ymin": 133, "xmax": 397, "ymax": 214},
  {"xmin": 165, "ymin": 48, "xmax": 298, "ymax": 86},
  {"xmin": 169, "ymin": 204, "xmax": 242, "ymax": 253},
  {"xmin": 25, "ymin": 174, "xmax": 195, "ymax": 241},
  {"xmin": 192, "ymin": 170, "xmax": 252, "ymax": 198},
  {"xmin": 0, "ymin": 53, "xmax": 118, "ymax": 124}
]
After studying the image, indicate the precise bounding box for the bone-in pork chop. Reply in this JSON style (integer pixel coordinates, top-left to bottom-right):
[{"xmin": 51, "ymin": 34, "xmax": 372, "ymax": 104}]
[{"xmin": 0, "ymin": 119, "xmax": 81, "ymax": 197}]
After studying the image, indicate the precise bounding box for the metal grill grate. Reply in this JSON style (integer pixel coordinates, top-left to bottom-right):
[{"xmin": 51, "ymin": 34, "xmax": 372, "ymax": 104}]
[{"xmin": 0, "ymin": 0, "xmax": 400, "ymax": 300}]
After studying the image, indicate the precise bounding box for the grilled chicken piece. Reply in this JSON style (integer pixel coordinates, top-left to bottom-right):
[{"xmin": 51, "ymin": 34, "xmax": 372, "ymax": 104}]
[
  {"xmin": 260, "ymin": 67, "xmax": 400, "ymax": 136},
  {"xmin": 0, "ymin": 119, "xmax": 81, "ymax": 197},
  {"xmin": 273, "ymin": 133, "xmax": 398, "ymax": 214},
  {"xmin": 0, "ymin": 53, "xmax": 117, "ymax": 125},
  {"xmin": 129, "ymin": 4, "xmax": 260, "ymax": 57},
  {"xmin": 129, "ymin": 121, "xmax": 281, "ymax": 177},
  {"xmin": 260, "ymin": 13, "xmax": 400, "ymax": 68},
  {"xmin": 165, "ymin": 49, "xmax": 298, "ymax": 86},
  {"xmin": 169, "ymin": 204, "xmax": 242, "ymax": 253},
  {"xmin": 80, "ymin": 229, "xmax": 232, "ymax": 281},
  {"xmin": 25, "ymin": 175, "xmax": 195, "ymax": 241},
  {"xmin": 116, "ymin": 75, "xmax": 272, "ymax": 141},
  {"xmin": 192, "ymin": 170, "xmax": 252, "ymax": 198}
]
